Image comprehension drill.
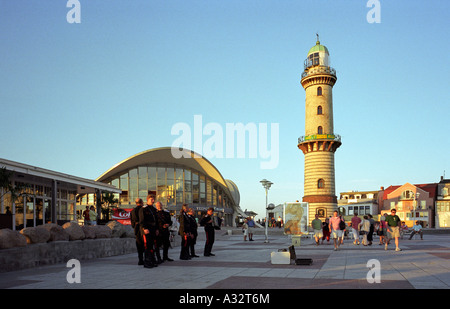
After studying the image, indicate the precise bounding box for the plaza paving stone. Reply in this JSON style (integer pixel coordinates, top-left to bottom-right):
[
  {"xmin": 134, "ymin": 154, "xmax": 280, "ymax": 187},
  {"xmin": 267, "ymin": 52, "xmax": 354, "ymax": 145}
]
[{"xmin": 1, "ymin": 229, "xmax": 449, "ymax": 291}]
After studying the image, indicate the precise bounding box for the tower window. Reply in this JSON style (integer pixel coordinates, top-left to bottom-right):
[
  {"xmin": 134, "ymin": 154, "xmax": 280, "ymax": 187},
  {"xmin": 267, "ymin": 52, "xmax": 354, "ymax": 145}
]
[
  {"xmin": 317, "ymin": 106, "xmax": 323, "ymax": 115},
  {"xmin": 318, "ymin": 179, "xmax": 325, "ymax": 189},
  {"xmin": 317, "ymin": 87, "xmax": 322, "ymax": 96},
  {"xmin": 317, "ymin": 126, "xmax": 323, "ymax": 134},
  {"xmin": 306, "ymin": 52, "xmax": 320, "ymax": 68},
  {"xmin": 312, "ymin": 53, "xmax": 319, "ymax": 65}
]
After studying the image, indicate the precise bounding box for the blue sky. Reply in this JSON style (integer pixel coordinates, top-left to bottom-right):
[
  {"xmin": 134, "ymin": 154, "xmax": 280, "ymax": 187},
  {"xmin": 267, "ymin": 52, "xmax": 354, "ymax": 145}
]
[{"xmin": 1, "ymin": 0, "xmax": 449, "ymax": 218}]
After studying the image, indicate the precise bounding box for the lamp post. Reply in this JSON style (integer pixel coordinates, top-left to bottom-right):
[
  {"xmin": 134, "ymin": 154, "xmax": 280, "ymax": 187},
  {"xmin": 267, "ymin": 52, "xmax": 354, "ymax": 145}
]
[{"xmin": 260, "ymin": 179, "xmax": 273, "ymax": 243}]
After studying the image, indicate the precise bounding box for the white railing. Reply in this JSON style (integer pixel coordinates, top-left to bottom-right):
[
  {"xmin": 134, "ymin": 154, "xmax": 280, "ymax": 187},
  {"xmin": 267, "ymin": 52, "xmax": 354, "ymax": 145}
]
[{"xmin": 301, "ymin": 65, "xmax": 336, "ymax": 78}]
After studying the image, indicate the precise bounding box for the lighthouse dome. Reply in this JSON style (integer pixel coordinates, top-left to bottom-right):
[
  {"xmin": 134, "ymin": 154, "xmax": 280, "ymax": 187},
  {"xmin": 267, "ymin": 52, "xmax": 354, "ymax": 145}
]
[
  {"xmin": 305, "ymin": 39, "xmax": 330, "ymax": 68},
  {"xmin": 307, "ymin": 42, "xmax": 329, "ymax": 56}
]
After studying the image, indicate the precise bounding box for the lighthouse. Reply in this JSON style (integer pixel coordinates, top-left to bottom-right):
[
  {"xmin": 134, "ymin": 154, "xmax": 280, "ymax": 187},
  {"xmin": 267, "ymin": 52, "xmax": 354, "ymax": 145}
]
[{"xmin": 298, "ymin": 36, "xmax": 341, "ymax": 224}]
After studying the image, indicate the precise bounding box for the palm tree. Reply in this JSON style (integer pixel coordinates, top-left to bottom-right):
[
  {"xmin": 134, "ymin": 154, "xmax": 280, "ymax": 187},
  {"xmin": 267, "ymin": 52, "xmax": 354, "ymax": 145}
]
[
  {"xmin": 0, "ymin": 166, "xmax": 33, "ymax": 201},
  {"xmin": 100, "ymin": 192, "xmax": 119, "ymax": 221}
]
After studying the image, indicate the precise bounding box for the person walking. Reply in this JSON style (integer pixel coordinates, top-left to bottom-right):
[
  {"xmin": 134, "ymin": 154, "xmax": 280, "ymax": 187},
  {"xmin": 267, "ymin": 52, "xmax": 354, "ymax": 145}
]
[
  {"xmin": 378, "ymin": 213, "xmax": 388, "ymax": 245},
  {"xmin": 130, "ymin": 198, "xmax": 145, "ymax": 265},
  {"xmin": 409, "ymin": 221, "xmax": 424, "ymax": 240},
  {"xmin": 277, "ymin": 216, "xmax": 282, "ymax": 228},
  {"xmin": 311, "ymin": 214, "xmax": 323, "ymax": 246},
  {"xmin": 82, "ymin": 206, "xmax": 90, "ymax": 225},
  {"xmin": 200, "ymin": 207, "xmax": 218, "ymax": 256},
  {"xmin": 329, "ymin": 211, "xmax": 343, "ymax": 251},
  {"xmin": 247, "ymin": 217, "xmax": 255, "ymax": 241},
  {"xmin": 178, "ymin": 204, "xmax": 192, "ymax": 260},
  {"xmin": 367, "ymin": 214, "xmax": 375, "ymax": 246},
  {"xmin": 338, "ymin": 215, "xmax": 346, "ymax": 245},
  {"xmin": 139, "ymin": 194, "xmax": 160, "ymax": 268},
  {"xmin": 89, "ymin": 206, "xmax": 97, "ymax": 225},
  {"xmin": 385, "ymin": 208, "xmax": 402, "ymax": 251},
  {"xmin": 360, "ymin": 215, "xmax": 371, "ymax": 246},
  {"xmin": 321, "ymin": 217, "xmax": 330, "ymax": 245},
  {"xmin": 351, "ymin": 212, "xmax": 361, "ymax": 245},
  {"xmin": 242, "ymin": 219, "xmax": 249, "ymax": 241},
  {"xmin": 155, "ymin": 201, "xmax": 174, "ymax": 262}
]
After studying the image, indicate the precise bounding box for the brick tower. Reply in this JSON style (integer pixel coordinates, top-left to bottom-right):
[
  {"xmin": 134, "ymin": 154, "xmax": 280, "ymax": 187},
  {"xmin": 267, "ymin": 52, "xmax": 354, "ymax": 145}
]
[{"xmin": 298, "ymin": 36, "xmax": 342, "ymax": 224}]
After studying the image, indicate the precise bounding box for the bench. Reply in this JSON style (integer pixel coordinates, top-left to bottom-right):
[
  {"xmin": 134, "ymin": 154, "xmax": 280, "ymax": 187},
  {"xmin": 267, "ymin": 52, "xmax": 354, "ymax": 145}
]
[{"xmin": 402, "ymin": 229, "xmax": 412, "ymax": 239}]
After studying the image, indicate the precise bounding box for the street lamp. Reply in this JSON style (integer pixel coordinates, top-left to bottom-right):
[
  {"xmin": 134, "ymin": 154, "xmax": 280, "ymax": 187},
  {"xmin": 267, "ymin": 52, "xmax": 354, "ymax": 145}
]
[{"xmin": 260, "ymin": 179, "xmax": 273, "ymax": 243}]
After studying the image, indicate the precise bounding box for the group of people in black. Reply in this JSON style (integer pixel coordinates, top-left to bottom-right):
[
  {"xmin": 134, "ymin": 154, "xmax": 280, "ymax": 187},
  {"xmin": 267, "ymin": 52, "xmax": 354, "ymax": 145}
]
[{"xmin": 130, "ymin": 194, "xmax": 221, "ymax": 268}]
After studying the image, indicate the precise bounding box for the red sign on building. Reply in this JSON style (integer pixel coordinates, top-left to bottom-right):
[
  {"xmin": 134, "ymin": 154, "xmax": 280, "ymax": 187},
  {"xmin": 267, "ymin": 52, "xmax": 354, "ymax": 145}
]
[{"xmin": 111, "ymin": 208, "xmax": 133, "ymax": 225}]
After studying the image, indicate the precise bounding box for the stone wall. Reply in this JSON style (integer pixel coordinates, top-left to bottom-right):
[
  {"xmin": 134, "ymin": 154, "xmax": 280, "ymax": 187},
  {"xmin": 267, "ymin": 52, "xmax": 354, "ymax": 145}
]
[
  {"xmin": 0, "ymin": 237, "xmax": 136, "ymax": 273},
  {"xmin": 0, "ymin": 220, "xmax": 140, "ymax": 273}
]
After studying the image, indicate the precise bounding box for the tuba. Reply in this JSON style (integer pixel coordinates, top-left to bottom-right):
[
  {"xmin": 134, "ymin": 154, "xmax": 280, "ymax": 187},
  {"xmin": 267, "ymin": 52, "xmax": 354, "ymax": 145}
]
[{"xmin": 212, "ymin": 215, "xmax": 221, "ymax": 230}]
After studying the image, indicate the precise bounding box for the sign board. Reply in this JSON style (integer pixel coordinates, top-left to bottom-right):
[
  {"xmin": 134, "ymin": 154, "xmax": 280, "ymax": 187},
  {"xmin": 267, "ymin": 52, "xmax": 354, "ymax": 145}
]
[
  {"xmin": 283, "ymin": 202, "xmax": 309, "ymax": 235},
  {"xmin": 111, "ymin": 208, "xmax": 132, "ymax": 225}
]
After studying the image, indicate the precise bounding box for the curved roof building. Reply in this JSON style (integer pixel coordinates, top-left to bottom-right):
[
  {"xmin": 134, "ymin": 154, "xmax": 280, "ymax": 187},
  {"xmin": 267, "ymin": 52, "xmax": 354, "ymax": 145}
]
[{"xmin": 96, "ymin": 147, "xmax": 244, "ymax": 226}]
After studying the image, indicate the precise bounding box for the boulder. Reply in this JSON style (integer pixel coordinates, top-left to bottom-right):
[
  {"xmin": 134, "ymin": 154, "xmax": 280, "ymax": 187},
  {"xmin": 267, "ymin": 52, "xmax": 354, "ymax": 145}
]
[
  {"xmin": 81, "ymin": 225, "xmax": 96, "ymax": 239},
  {"xmin": 62, "ymin": 222, "xmax": 85, "ymax": 240},
  {"xmin": 92, "ymin": 225, "xmax": 112, "ymax": 239},
  {"xmin": 42, "ymin": 223, "xmax": 70, "ymax": 242},
  {"xmin": 122, "ymin": 225, "xmax": 135, "ymax": 238},
  {"xmin": 0, "ymin": 228, "xmax": 27, "ymax": 249},
  {"xmin": 106, "ymin": 221, "xmax": 125, "ymax": 238},
  {"xmin": 20, "ymin": 226, "xmax": 51, "ymax": 244}
]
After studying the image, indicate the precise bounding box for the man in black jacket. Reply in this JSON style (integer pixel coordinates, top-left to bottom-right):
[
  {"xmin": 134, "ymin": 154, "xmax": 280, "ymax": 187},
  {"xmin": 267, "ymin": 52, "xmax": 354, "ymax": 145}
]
[
  {"xmin": 188, "ymin": 208, "xmax": 199, "ymax": 258},
  {"xmin": 155, "ymin": 201, "xmax": 173, "ymax": 262},
  {"xmin": 200, "ymin": 207, "xmax": 218, "ymax": 257},
  {"xmin": 130, "ymin": 198, "xmax": 144, "ymax": 265},
  {"xmin": 179, "ymin": 204, "xmax": 192, "ymax": 260},
  {"xmin": 139, "ymin": 194, "xmax": 159, "ymax": 268}
]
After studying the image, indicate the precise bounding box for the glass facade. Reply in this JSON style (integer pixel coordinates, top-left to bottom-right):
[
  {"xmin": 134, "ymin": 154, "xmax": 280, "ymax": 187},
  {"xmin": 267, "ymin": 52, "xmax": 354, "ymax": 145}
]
[
  {"xmin": 103, "ymin": 164, "xmax": 235, "ymax": 226},
  {"xmin": 1, "ymin": 182, "xmax": 77, "ymax": 229}
]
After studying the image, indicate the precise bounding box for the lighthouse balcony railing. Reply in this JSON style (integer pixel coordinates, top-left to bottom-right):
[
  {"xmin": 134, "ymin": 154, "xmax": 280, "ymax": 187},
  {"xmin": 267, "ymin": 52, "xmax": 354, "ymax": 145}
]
[
  {"xmin": 298, "ymin": 134, "xmax": 341, "ymax": 144},
  {"xmin": 301, "ymin": 65, "xmax": 336, "ymax": 78}
]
